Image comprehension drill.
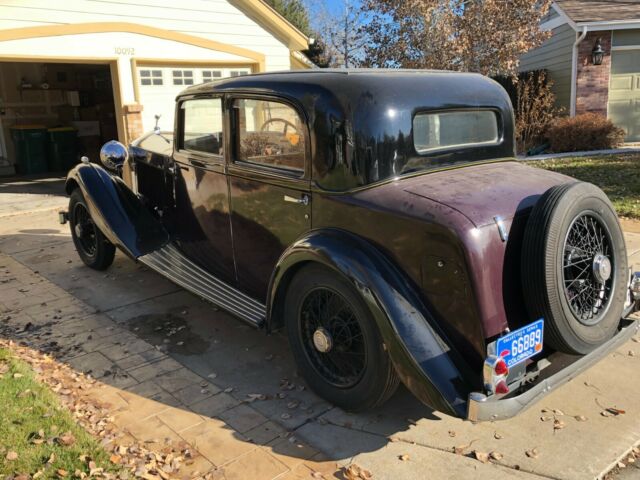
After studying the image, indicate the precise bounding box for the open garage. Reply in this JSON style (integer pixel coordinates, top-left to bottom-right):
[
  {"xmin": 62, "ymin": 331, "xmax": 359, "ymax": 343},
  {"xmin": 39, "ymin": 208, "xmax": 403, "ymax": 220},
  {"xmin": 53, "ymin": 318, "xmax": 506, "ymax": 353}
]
[{"xmin": 0, "ymin": 0, "xmax": 311, "ymax": 176}]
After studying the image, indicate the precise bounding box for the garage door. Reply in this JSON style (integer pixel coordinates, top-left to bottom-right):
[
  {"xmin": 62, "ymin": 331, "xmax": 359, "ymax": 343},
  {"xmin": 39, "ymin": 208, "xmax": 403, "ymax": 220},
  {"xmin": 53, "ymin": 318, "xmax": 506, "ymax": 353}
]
[
  {"xmin": 609, "ymin": 50, "xmax": 640, "ymax": 142},
  {"xmin": 137, "ymin": 66, "xmax": 251, "ymax": 134}
]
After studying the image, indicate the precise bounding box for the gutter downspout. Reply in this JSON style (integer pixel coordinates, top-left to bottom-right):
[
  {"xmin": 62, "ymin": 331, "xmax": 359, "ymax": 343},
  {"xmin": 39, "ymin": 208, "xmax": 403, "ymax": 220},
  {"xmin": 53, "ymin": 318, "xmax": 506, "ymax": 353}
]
[{"xmin": 570, "ymin": 26, "xmax": 588, "ymax": 117}]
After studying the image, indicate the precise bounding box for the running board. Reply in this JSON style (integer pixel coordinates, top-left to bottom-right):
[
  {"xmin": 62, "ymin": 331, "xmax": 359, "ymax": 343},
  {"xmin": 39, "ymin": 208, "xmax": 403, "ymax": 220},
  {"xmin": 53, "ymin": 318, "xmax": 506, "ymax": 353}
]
[{"xmin": 139, "ymin": 244, "xmax": 266, "ymax": 327}]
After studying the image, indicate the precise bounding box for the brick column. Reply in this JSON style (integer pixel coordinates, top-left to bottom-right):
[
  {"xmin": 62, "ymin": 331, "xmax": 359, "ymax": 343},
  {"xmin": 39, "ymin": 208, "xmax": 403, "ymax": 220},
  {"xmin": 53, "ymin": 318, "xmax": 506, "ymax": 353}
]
[
  {"xmin": 123, "ymin": 103, "xmax": 144, "ymax": 142},
  {"xmin": 575, "ymin": 31, "xmax": 612, "ymax": 117}
]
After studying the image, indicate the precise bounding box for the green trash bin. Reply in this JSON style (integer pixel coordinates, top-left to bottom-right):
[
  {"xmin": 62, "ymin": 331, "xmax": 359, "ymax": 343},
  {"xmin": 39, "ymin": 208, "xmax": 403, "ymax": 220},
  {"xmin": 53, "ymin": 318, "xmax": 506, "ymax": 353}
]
[
  {"xmin": 10, "ymin": 125, "xmax": 48, "ymax": 175},
  {"xmin": 48, "ymin": 127, "xmax": 78, "ymax": 172}
]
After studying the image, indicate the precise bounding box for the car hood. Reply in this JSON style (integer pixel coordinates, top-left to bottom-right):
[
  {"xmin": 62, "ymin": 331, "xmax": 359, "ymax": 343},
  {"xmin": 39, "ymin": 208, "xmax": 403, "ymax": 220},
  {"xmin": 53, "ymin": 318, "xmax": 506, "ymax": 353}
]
[{"xmin": 402, "ymin": 161, "xmax": 572, "ymax": 227}]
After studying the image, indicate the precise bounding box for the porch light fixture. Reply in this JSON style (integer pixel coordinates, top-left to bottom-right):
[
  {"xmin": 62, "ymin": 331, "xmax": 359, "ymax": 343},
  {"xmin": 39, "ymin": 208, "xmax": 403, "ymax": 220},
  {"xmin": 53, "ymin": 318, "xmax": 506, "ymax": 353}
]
[{"xmin": 592, "ymin": 38, "xmax": 605, "ymax": 65}]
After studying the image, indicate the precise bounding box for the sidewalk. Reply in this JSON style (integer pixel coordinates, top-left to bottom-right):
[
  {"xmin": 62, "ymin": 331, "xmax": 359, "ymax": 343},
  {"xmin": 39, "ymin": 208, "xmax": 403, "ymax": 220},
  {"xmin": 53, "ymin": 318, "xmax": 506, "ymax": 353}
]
[{"xmin": 1, "ymin": 178, "xmax": 639, "ymax": 480}]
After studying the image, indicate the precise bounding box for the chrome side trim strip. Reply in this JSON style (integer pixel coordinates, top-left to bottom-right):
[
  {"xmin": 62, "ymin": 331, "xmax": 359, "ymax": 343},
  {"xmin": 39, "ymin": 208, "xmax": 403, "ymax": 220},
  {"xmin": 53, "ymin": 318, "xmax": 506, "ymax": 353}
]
[{"xmin": 139, "ymin": 244, "xmax": 266, "ymax": 326}]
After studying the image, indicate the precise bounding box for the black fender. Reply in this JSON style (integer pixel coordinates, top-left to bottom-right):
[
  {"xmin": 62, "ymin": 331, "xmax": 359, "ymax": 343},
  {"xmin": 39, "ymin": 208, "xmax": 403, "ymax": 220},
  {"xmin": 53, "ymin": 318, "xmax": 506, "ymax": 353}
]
[
  {"xmin": 65, "ymin": 162, "xmax": 168, "ymax": 259},
  {"xmin": 267, "ymin": 228, "xmax": 473, "ymax": 418}
]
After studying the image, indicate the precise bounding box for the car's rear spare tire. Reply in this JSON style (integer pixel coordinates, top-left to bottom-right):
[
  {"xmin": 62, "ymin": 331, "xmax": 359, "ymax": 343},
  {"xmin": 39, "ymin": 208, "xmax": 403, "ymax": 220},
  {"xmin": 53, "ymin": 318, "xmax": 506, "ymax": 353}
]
[
  {"xmin": 521, "ymin": 182, "xmax": 628, "ymax": 355},
  {"xmin": 285, "ymin": 264, "xmax": 399, "ymax": 411}
]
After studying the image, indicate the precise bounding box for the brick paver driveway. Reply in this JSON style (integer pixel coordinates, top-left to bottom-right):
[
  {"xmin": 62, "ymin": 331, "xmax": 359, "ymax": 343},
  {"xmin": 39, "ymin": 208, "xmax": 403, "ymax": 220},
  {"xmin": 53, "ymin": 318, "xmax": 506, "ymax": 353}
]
[{"xmin": 1, "ymin": 175, "xmax": 639, "ymax": 480}]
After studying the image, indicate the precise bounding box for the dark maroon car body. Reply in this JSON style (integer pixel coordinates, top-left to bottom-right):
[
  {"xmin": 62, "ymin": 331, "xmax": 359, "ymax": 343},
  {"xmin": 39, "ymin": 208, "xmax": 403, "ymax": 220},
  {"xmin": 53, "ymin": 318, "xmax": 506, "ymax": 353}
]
[{"xmin": 63, "ymin": 70, "xmax": 639, "ymax": 421}]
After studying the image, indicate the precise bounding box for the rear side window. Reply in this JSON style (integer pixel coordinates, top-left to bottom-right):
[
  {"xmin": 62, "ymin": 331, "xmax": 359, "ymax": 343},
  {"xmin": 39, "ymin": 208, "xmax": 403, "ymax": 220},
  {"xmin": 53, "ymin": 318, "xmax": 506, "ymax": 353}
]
[
  {"xmin": 234, "ymin": 98, "xmax": 305, "ymax": 173},
  {"xmin": 181, "ymin": 98, "xmax": 223, "ymax": 156},
  {"xmin": 413, "ymin": 110, "xmax": 499, "ymax": 154}
]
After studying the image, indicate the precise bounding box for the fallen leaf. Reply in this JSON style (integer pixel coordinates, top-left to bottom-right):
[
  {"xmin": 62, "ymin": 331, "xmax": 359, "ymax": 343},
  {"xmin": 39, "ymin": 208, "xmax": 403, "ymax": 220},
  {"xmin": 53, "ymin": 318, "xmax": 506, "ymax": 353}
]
[
  {"xmin": 47, "ymin": 453, "xmax": 56, "ymax": 464},
  {"xmin": 5, "ymin": 451, "xmax": 18, "ymax": 461},
  {"xmin": 56, "ymin": 469, "xmax": 68, "ymax": 478},
  {"xmin": 540, "ymin": 416, "xmax": 553, "ymax": 422},
  {"xmin": 526, "ymin": 448, "xmax": 539, "ymax": 459},
  {"xmin": 454, "ymin": 440, "xmax": 477, "ymax": 455},
  {"xmin": 490, "ymin": 451, "xmax": 504, "ymax": 461},
  {"xmin": 553, "ymin": 419, "xmax": 566, "ymax": 430},
  {"xmin": 57, "ymin": 432, "xmax": 76, "ymax": 446},
  {"xmin": 553, "ymin": 409, "xmax": 564, "ymax": 416},
  {"xmin": 344, "ymin": 463, "xmax": 372, "ymax": 480},
  {"xmin": 280, "ymin": 413, "xmax": 291, "ymax": 420},
  {"xmin": 110, "ymin": 454, "xmax": 121, "ymax": 464},
  {"xmin": 494, "ymin": 432, "xmax": 503, "ymax": 440},
  {"xmin": 13, "ymin": 373, "xmax": 23, "ymax": 378},
  {"xmin": 574, "ymin": 415, "xmax": 588, "ymax": 422},
  {"xmin": 399, "ymin": 454, "xmax": 410, "ymax": 461},
  {"xmin": 448, "ymin": 430, "xmax": 456, "ymax": 438},
  {"xmin": 473, "ymin": 451, "xmax": 489, "ymax": 463},
  {"xmin": 223, "ymin": 387, "xmax": 233, "ymax": 393}
]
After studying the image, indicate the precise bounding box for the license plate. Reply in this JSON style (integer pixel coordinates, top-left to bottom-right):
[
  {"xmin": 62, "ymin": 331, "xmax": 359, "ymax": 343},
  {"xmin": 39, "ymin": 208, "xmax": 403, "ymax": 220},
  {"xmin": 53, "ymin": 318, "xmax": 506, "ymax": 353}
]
[{"xmin": 496, "ymin": 319, "xmax": 544, "ymax": 368}]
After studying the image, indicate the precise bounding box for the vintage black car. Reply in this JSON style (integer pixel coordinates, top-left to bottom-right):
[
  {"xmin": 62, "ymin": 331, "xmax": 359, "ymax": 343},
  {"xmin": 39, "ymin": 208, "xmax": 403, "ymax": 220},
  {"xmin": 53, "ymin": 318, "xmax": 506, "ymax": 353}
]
[{"xmin": 61, "ymin": 70, "xmax": 640, "ymax": 421}]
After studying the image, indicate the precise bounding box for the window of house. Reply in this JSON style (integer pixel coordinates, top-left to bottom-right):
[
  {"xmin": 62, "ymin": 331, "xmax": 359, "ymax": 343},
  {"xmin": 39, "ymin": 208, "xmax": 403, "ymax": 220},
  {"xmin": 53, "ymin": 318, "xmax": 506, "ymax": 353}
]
[
  {"xmin": 234, "ymin": 98, "xmax": 305, "ymax": 173},
  {"xmin": 229, "ymin": 70, "xmax": 250, "ymax": 77},
  {"xmin": 173, "ymin": 70, "xmax": 194, "ymax": 86},
  {"xmin": 413, "ymin": 110, "xmax": 500, "ymax": 154},
  {"xmin": 202, "ymin": 70, "xmax": 223, "ymax": 82},
  {"xmin": 180, "ymin": 98, "xmax": 223, "ymax": 156},
  {"xmin": 140, "ymin": 69, "xmax": 163, "ymax": 86}
]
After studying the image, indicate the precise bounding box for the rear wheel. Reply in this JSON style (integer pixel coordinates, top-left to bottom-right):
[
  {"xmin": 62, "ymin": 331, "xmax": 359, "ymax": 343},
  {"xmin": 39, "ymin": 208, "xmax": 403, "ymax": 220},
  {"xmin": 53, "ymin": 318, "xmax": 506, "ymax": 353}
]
[
  {"xmin": 285, "ymin": 264, "xmax": 399, "ymax": 411},
  {"xmin": 521, "ymin": 182, "xmax": 628, "ymax": 354},
  {"xmin": 69, "ymin": 189, "xmax": 115, "ymax": 270}
]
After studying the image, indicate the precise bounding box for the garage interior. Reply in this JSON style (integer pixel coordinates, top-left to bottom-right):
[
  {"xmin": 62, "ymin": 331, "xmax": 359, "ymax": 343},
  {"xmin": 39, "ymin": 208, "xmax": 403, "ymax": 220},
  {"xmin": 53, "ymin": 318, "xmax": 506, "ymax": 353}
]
[{"xmin": 0, "ymin": 61, "xmax": 118, "ymax": 176}]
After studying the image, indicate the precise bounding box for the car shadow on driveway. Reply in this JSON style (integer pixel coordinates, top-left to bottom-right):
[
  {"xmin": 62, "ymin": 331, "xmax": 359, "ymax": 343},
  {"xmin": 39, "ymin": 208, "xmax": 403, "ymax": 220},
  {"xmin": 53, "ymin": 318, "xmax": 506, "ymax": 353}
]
[{"xmin": 0, "ymin": 230, "xmax": 439, "ymax": 469}]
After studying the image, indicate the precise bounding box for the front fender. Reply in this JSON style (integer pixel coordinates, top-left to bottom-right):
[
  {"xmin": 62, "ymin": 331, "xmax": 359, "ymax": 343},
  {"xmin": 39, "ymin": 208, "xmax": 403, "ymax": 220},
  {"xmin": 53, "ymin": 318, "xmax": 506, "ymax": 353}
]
[
  {"xmin": 65, "ymin": 163, "xmax": 168, "ymax": 258},
  {"xmin": 268, "ymin": 229, "xmax": 473, "ymax": 418}
]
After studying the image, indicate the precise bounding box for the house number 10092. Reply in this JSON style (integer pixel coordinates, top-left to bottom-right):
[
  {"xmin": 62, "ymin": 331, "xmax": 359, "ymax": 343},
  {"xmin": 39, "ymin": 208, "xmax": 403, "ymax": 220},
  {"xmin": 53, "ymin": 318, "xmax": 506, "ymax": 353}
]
[{"xmin": 114, "ymin": 47, "xmax": 135, "ymax": 55}]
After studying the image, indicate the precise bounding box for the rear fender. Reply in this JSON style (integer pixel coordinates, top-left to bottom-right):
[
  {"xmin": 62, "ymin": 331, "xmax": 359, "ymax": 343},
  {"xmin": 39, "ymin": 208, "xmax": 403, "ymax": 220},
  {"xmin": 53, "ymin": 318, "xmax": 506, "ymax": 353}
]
[
  {"xmin": 65, "ymin": 163, "xmax": 168, "ymax": 258},
  {"xmin": 268, "ymin": 229, "xmax": 472, "ymax": 418}
]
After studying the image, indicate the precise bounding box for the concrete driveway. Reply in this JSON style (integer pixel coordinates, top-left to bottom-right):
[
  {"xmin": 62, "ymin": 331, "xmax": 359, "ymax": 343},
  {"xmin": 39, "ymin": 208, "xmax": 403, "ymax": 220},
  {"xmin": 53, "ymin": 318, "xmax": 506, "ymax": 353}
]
[{"xmin": 1, "ymin": 176, "xmax": 639, "ymax": 480}]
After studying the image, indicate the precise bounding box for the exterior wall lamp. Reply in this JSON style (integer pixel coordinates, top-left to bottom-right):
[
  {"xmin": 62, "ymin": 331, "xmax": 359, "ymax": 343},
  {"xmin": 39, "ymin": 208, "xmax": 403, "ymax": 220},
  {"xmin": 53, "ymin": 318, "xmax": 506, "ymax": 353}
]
[{"xmin": 592, "ymin": 38, "xmax": 605, "ymax": 65}]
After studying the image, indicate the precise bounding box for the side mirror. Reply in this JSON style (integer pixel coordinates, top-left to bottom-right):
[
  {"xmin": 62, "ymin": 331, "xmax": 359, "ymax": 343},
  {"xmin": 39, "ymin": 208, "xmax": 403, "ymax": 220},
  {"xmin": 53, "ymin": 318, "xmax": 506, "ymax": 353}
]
[{"xmin": 99, "ymin": 140, "xmax": 128, "ymax": 173}]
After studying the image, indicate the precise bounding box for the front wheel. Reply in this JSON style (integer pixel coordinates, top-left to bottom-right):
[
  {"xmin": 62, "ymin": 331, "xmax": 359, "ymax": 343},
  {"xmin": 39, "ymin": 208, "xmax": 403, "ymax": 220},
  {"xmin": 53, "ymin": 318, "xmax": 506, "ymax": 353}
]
[
  {"xmin": 69, "ymin": 189, "xmax": 116, "ymax": 270},
  {"xmin": 285, "ymin": 264, "xmax": 399, "ymax": 411}
]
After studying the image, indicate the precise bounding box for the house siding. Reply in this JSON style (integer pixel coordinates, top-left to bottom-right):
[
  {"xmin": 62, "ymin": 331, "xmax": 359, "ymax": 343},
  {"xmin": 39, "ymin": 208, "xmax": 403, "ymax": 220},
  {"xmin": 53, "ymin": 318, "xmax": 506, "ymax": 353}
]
[
  {"xmin": 613, "ymin": 29, "xmax": 640, "ymax": 47},
  {"xmin": 0, "ymin": 0, "xmax": 292, "ymax": 71},
  {"xmin": 520, "ymin": 23, "xmax": 575, "ymax": 112}
]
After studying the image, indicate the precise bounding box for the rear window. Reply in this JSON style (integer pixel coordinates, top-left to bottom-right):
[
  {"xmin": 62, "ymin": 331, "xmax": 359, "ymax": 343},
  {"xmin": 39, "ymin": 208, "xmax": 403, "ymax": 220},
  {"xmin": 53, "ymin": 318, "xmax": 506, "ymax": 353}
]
[{"xmin": 413, "ymin": 110, "xmax": 499, "ymax": 154}]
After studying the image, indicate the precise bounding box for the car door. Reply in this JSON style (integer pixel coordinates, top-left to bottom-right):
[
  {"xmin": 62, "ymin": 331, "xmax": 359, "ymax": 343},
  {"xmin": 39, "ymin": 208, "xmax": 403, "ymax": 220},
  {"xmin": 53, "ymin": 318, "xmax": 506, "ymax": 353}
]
[
  {"xmin": 228, "ymin": 96, "xmax": 311, "ymax": 301},
  {"xmin": 171, "ymin": 96, "xmax": 236, "ymax": 284}
]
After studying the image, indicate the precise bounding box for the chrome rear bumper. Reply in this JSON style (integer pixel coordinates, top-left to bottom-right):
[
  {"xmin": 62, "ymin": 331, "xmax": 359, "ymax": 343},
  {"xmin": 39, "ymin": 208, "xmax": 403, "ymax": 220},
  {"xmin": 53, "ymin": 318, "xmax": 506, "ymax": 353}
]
[{"xmin": 467, "ymin": 317, "xmax": 639, "ymax": 422}]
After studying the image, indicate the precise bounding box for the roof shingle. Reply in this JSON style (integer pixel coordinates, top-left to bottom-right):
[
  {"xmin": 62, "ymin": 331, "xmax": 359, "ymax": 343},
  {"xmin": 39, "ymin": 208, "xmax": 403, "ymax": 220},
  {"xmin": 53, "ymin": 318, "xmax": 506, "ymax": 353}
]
[{"xmin": 555, "ymin": 0, "xmax": 640, "ymax": 23}]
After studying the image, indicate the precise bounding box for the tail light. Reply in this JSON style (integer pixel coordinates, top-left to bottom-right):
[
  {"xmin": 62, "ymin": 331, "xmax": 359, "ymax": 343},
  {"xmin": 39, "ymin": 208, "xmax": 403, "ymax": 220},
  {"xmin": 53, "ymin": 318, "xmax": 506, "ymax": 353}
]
[{"xmin": 483, "ymin": 355, "xmax": 510, "ymax": 396}]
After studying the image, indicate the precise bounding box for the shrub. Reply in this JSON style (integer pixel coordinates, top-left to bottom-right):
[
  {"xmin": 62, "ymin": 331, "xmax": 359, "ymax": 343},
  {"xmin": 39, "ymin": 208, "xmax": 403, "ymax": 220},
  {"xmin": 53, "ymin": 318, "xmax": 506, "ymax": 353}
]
[
  {"xmin": 514, "ymin": 70, "xmax": 561, "ymax": 153},
  {"xmin": 546, "ymin": 113, "xmax": 626, "ymax": 153}
]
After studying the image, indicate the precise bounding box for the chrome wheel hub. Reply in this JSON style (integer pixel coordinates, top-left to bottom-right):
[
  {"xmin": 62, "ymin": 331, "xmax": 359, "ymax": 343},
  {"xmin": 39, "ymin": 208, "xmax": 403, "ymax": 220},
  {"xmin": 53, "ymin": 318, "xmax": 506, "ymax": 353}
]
[
  {"xmin": 74, "ymin": 223, "xmax": 83, "ymax": 238},
  {"xmin": 312, "ymin": 327, "xmax": 333, "ymax": 353},
  {"xmin": 592, "ymin": 254, "xmax": 612, "ymax": 284}
]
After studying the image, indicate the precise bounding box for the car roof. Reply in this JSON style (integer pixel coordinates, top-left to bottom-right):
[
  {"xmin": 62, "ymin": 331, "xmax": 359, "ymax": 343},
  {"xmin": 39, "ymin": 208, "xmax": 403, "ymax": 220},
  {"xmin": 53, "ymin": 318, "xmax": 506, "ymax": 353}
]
[{"xmin": 178, "ymin": 68, "xmax": 489, "ymax": 98}]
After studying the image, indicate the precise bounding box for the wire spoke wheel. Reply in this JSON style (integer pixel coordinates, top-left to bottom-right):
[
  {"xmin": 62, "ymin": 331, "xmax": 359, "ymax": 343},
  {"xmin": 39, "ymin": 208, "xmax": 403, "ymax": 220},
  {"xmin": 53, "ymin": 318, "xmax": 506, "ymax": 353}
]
[
  {"xmin": 299, "ymin": 287, "xmax": 367, "ymax": 388},
  {"xmin": 563, "ymin": 212, "xmax": 615, "ymax": 326},
  {"xmin": 73, "ymin": 202, "xmax": 98, "ymax": 257}
]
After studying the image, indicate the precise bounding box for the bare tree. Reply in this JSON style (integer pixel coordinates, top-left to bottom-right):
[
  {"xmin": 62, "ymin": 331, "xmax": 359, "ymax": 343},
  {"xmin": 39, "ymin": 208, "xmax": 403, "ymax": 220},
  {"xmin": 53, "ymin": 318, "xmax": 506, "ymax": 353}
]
[{"xmin": 305, "ymin": 0, "xmax": 368, "ymax": 68}]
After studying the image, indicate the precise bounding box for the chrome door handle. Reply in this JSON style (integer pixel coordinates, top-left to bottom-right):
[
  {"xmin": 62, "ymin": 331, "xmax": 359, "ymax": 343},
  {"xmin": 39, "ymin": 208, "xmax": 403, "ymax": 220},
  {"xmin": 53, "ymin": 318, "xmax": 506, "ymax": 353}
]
[{"xmin": 284, "ymin": 194, "xmax": 309, "ymax": 206}]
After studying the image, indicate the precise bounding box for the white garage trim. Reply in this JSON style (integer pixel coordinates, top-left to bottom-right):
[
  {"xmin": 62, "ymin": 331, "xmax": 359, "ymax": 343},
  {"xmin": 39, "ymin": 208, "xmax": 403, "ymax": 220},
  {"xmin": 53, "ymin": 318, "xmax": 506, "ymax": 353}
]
[{"xmin": 0, "ymin": 23, "xmax": 266, "ymax": 71}]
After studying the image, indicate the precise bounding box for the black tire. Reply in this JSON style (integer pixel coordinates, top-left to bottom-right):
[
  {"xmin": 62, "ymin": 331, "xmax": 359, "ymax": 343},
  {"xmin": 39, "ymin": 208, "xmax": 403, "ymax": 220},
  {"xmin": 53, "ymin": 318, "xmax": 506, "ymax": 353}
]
[
  {"xmin": 69, "ymin": 189, "xmax": 116, "ymax": 271},
  {"xmin": 521, "ymin": 182, "xmax": 628, "ymax": 355},
  {"xmin": 285, "ymin": 264, "xmax": 399, "ymax": 411}
]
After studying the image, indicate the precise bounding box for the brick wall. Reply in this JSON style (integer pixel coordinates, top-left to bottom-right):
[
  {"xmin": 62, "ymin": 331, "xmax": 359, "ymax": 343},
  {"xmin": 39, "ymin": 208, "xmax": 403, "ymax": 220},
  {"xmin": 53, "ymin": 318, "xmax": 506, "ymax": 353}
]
[
  {"xmin": 123, "ymin": 103, "xmax": 144, "ymax": 142},
  {"xmin": 575, "ymin": 31, "xmax": 612, "ymax": 116}
]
